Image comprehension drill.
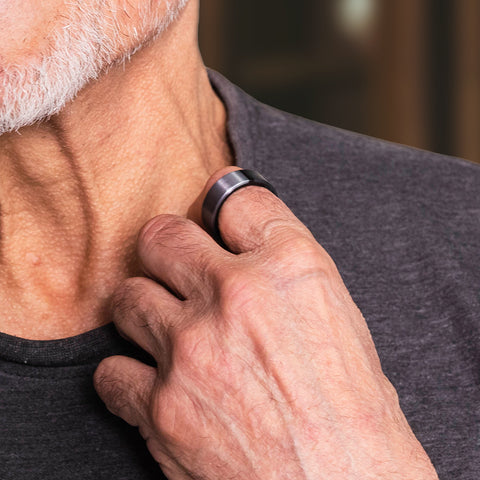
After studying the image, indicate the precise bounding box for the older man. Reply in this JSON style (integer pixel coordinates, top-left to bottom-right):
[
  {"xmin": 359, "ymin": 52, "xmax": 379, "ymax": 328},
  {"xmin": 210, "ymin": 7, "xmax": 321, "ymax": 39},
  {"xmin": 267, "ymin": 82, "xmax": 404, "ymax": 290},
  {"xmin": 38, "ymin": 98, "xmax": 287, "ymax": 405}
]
[{"xmin": 0, "ymin": 1, "xmax": 478, "ymax": 479}]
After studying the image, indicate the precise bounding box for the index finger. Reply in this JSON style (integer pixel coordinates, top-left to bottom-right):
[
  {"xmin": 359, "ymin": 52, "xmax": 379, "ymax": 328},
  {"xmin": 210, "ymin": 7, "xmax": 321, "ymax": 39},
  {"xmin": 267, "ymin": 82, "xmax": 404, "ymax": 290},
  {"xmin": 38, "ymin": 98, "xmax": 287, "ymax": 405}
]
[{"xmin": 189, "ymin": 167, "xmax": 315, "ymax": 254}]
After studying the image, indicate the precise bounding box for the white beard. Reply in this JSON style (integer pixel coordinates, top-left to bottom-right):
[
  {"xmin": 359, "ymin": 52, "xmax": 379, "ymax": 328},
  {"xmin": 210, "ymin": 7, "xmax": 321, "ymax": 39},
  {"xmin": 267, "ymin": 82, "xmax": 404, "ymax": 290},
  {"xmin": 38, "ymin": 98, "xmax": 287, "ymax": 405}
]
[{"xmin": 0, "ymin": 0, "xmax": 189, "ymax": 135}]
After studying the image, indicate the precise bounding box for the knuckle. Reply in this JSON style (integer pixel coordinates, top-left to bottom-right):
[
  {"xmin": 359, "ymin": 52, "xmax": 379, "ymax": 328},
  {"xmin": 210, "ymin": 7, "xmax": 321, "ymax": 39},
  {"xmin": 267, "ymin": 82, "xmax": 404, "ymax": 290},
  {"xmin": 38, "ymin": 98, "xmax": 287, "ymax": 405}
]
[
  {"xmin": 265, "ymin": 226, "xmax": 336, "ymax": 275},
  {"xmin": 110, "ymin": 279, "xmax": 171, "ymax": 349},
  {"xmin": 139, "ymin": 215, "xmax": 195, "ymax": 254},
  {"xmin": 273, "ymin": 231, "xmax": 318, "ymax": 262},
  {"xmin": 139, "ymin": 214, "xmax": 179, "ymax": 243},
  {"xmin": 262, "ymin": 217, "xmax": 310, "ymax": 250},
  {"xmin": 94, "ymin": 359, "xmax": 125, "ymax": 406},
  {"xmin": 110, "ymin": 279, "xmax": 173, "ymax": 354},
  {"xmin": 110, "ymin": 277, "xmax": 153, "ymax": 321}
]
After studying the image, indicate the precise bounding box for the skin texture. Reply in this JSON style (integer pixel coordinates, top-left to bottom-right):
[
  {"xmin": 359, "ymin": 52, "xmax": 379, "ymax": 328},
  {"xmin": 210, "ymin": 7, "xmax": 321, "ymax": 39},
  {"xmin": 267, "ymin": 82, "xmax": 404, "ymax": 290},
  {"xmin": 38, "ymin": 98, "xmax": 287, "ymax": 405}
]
[
  {"xmin": 1, "ymin": 1, "xmax": 439, "ymax": 478},
  {"xmin": 95, "ymin": 166, "xmax": 439, "ymax": 479},
  {"xmin": 0, "ymin": 0, "xmax": 231, "ymax": 339}
]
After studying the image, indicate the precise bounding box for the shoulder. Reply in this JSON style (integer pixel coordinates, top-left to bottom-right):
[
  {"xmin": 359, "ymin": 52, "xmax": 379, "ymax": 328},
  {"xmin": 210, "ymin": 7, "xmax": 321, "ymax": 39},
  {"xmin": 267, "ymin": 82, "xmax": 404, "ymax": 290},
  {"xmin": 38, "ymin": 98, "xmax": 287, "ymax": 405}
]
[
  {"xmin": 248, "ymin": 99, "xmax": 479, "ymax": 238},
  {"xmin": 249, "ymin": 97, "xmax": 479, "ymax": 195},
  {"xmin": 210, "ymin": 69, "xmax": 480, "ymax": 247}
]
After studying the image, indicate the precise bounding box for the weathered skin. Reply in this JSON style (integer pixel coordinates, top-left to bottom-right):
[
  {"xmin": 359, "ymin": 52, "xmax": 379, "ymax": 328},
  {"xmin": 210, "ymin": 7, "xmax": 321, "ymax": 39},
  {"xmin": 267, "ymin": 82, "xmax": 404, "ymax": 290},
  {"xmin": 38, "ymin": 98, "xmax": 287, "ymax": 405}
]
[{"xmin": 94, "ymin": 166, "xmax": 439, "ymax": 479}]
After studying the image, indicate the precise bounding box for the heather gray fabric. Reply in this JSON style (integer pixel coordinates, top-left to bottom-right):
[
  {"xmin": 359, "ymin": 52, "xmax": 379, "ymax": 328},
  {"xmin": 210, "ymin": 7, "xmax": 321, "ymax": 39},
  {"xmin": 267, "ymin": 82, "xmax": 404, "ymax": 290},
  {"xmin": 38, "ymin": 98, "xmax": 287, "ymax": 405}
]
[{"xmin": 1, "ymin": 70, "xmax": 479, "ymax": 479}]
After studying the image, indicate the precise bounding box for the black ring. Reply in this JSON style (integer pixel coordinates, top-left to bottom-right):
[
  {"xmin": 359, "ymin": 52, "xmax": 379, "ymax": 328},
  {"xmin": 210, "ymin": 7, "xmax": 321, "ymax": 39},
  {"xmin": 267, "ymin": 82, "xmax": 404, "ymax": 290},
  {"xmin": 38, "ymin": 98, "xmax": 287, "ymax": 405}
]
[{"xmin": 202, "ymin": 169, "xmax": 278, "ymax": 248}]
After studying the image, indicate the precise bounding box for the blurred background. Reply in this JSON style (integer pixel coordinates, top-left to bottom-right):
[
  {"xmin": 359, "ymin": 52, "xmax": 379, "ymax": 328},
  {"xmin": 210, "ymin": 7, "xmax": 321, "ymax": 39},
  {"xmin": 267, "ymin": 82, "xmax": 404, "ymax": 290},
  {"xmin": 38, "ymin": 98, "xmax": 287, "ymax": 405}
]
[{"xmin": 199, "ymin": 0, "xmax": 480, "ymax": 164}]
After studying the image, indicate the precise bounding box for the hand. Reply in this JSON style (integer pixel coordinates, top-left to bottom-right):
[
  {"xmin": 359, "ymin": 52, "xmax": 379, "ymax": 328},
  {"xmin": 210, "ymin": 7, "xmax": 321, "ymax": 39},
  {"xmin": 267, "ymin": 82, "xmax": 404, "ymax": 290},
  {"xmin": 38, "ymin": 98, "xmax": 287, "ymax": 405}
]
[{"xmin": 94, "ymin": 166, "xmax": 438, "ymax": 480}]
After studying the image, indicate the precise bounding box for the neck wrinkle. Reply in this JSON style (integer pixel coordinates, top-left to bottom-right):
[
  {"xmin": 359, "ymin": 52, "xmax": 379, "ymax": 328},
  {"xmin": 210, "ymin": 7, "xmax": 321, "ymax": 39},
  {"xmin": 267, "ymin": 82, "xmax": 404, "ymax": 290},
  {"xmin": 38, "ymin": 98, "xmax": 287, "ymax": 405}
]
[{"xmin": 0, "ymin": 7, "xmax": 233, "ymax": 339}]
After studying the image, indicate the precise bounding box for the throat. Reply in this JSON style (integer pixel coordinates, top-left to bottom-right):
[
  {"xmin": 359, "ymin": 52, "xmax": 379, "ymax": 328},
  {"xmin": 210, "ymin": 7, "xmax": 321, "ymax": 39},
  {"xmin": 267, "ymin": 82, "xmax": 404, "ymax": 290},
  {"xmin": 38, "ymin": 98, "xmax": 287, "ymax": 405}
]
[
  {"xmin": 0, "ymin": 296, "xmax": 113, "ymax": 341},
  {"xmin": 0, "ymin": 239, "xmax": 136, "ymax": 340},
  {"xmin": 0, "ymin": 47, "xmax": 233, "ymax": 340},
  {"xmin": 0, "ymin": 149, "xmax": 232, "ymax": 340}
]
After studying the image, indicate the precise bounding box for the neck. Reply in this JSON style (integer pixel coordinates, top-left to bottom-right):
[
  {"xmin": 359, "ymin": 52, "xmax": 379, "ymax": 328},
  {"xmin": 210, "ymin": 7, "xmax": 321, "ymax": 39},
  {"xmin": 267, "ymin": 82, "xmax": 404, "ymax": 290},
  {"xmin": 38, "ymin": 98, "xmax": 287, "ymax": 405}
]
[{"xmin": 0, "ymin": 3, "xmax": 232, "ymax": 340}]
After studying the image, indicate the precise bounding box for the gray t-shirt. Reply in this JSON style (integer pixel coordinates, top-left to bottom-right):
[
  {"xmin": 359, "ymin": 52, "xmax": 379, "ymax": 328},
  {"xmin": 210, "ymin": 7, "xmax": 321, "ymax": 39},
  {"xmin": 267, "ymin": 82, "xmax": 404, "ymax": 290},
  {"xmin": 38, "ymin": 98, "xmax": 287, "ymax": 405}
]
[{"xmin": 1, "ymin": 70, "xmax": 479, "ymax": 479}]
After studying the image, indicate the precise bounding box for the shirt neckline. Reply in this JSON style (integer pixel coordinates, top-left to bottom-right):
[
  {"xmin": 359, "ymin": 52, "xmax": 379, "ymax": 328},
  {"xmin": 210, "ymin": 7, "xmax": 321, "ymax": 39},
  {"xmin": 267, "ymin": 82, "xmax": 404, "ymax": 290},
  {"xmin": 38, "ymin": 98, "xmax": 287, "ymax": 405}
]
[
  {"xmin": 0, "ymin": 70, "xmax": 256, "ymax": 368},
  {"xmin": 0, "ymin": 323, "xmax": 131, "ymax": 366}
]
